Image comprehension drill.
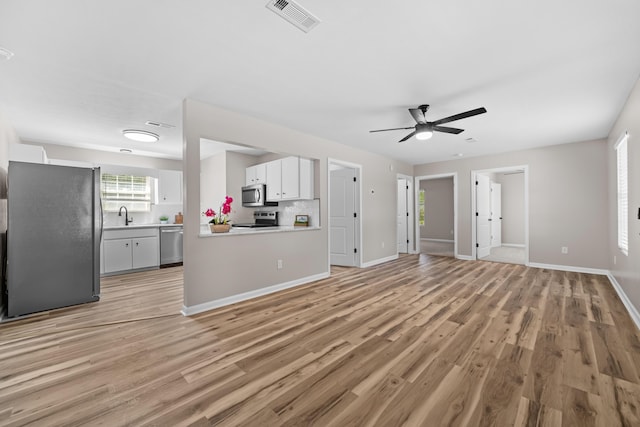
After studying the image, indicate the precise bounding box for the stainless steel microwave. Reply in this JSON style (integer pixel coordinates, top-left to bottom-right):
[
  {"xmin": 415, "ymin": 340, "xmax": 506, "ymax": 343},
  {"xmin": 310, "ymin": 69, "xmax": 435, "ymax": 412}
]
[{"xmin": 241, "ymin": 184, "xmax": 278, "ymax": 207}]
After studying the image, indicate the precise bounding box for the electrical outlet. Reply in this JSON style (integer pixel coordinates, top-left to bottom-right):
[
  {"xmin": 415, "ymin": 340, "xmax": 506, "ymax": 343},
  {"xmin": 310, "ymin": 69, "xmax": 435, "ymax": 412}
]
[
  {"xmin": 381, "ymin": 242, "xmax": 385, "ymax": 248},
  {"xmin": 561, "ymin": 247, "xmax": 568, "ymax": 254},
  {"xmin": 277, "ymin": 259, "xmax": 283, "ymax": 269}
]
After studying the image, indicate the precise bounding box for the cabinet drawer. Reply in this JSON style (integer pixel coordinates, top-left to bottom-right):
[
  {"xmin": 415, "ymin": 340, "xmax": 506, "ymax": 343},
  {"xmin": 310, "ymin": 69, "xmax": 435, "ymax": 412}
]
[{"xmin": 104, "ymin": 227, "xmax": 159, "ymax": 240}]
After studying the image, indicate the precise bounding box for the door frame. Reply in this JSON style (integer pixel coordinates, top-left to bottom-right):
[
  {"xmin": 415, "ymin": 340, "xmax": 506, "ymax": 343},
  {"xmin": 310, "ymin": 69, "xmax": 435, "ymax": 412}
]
[
  {"xmin": 414, "ymin": 173, "xmax": 458, "ymax": 258},
  {"xmin": 397, "ymin": 174, "xmax": 416, "ymax": 254},
  {"xmin": 471, "ymin": 165, "xmax": 529, "ymax": 264},
  {"xmin": 328, "ymin": 158, "xmax": 362, "ymax": 269}
]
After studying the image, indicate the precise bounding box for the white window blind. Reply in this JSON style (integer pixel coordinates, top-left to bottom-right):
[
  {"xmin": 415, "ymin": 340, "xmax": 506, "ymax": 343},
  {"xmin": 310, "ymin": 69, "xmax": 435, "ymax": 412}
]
[
  {"xmin": 101, "ymin": 173, "xmax": 153, "ymax": 212},
  {"xmin": 616, "ymin": 132, "xmax": 629, "ymax": 255}
]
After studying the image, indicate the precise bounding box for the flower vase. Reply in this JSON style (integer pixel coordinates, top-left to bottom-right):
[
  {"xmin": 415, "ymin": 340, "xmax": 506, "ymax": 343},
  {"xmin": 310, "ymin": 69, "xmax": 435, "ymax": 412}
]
[{"xmin": 210, "ymin": 223, "xmax": 231, "ymax": 233}]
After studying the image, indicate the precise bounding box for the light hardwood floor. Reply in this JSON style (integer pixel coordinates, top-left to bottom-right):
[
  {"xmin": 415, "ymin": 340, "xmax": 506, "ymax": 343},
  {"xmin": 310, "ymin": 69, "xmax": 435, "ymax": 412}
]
[{"xmin": 1, "ymin": 255, "xmax": 640, "ymax": 426}]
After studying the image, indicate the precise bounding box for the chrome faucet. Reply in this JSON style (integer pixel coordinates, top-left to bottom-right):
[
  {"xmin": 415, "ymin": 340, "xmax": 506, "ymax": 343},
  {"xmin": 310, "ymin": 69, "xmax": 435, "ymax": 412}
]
[{"xmin": 118, "ymin": 206, "xmax": 133, "ymax": 226}]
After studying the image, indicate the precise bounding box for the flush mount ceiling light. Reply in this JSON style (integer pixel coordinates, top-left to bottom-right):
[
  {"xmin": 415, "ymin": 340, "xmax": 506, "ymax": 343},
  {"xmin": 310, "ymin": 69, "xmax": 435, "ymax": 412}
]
[{"xmin": 122, "ymin": 129, "xmax": 159, "ymax": 143}]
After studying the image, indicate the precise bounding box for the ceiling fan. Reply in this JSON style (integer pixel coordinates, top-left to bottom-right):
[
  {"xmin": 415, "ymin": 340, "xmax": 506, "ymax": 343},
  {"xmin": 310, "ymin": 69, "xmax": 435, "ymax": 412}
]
[{"xmin": 370, "ymin": 104, "xmax": 487, "ymax": 143}]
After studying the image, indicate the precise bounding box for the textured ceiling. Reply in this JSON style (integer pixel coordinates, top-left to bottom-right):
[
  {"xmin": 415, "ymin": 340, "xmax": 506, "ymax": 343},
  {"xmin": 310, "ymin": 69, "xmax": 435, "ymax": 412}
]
[{"xmin": 1, "ymin": 1, "xmax": 639, "ymax": 164}]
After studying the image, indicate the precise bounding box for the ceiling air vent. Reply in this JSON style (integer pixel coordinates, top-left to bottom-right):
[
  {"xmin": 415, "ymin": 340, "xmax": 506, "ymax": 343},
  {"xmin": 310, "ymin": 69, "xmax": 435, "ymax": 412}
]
[
  {"xmin": 265, "ymin": 0, "xmax": 320, "ymax": 33},
  {"xmin": 145, "ymin": 120, "xmax": 175, "ymax": 129}
]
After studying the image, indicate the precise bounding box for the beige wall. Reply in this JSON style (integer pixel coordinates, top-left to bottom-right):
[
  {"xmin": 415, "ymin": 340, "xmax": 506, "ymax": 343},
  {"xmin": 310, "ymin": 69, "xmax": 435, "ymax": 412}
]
[
  {"xmin": 420, "ymin": 177, "xmax": 454, "ymax": 240},
  {"xmin": 0, "ymin": 111, "xmax": 21, "ymax": 310},
  {"xmin": 607, "ymin": 77, "xmax": 640, "ymax": 311},
  {"xmin": 414, "ymin": 140, "xmax": 609, "ymax": 269},
  {"xmin": 493, "ymin": 172, "xmax": 525, "ymax": 245},
  {"xmin": 182, "ymin": 99, "xmax": 412, "ymax": 309}
]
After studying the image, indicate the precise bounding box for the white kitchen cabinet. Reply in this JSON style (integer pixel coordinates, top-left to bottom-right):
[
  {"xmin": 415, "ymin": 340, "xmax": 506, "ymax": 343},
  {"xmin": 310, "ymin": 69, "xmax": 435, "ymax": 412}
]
[
  {"xmin": 266, "ymin": 159, "xmax": 283, "ymax": 201},
  {"xmin": 102, "ymin": 228, "xmax": 159, "ymax": 274},
  {"xmin": 131, "ymin": 237, "xmax": 159, "ymax": 269},
  {"xmin": 266, "ymin": 156, "xmax": 314, "ymax": 201},
  {"xmin": 157, "ymin": 169, "xmax": 182, "ymax": 204},
  {"xmin": 281, "ymin": 156, "xmax": 300, "ymax": 200},
  {"xmin": 245, "ymin": 164, "xmax": 267, "ymax": 186},
  {"xmin": 103, "ymin": 239, "xmax": 133, "ymax": 273}
]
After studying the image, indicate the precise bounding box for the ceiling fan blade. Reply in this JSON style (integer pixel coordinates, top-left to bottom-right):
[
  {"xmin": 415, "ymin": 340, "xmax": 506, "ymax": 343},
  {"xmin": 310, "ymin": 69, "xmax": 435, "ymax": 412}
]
[
  {"xmin": 409, "ymin": 108, "xmax": 426, "ymax": 124},
  {"xmin": 433, "ymin": 125, "xmax": 464, "ymax": 134},
  {"xmin": 398, "ymin": 131, "xmax": 416, "ymax": 143},
  {"xmin": 431, "ymin": 107, "xmax": 487, "ymax": 126},
  {"xmin": 369, "ymin": 126, "xmax": 415, "ymax": 133}
]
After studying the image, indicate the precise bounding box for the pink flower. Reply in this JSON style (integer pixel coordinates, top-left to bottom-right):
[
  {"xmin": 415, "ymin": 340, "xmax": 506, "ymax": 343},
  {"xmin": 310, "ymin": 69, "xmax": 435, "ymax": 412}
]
[{"xmin": 206, "ymin": 196, "xmax": 234, "ymax": 225}]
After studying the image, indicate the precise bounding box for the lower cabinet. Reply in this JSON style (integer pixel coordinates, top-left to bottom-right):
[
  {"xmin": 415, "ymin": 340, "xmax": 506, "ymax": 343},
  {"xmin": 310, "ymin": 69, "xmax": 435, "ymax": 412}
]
[{"xmin": 102, "ymin": 228, "xmax": 159, "ymax": 274}]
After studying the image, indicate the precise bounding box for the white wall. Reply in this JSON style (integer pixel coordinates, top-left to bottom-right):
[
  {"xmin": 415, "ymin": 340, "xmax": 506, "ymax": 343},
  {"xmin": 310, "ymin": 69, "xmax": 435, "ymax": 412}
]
[
  {"xmin": 607, "ymin": 76, "xmax": 640, "ymax": 313},
  {"xmin": 225, "ymin": 151, "xmax": 259, "ymax": 224},
  {"xmin": 414, "ymin": 140, "xmax": 609, "ymax": 269},
  {"xmin": 182, "ymin": 99, "xmax": 412, "ymax": 310},
  {"xmin": 24, "ymin": 142, "xmax": 182, "ymax": 171},
  {"xmin": 200, "ymin": 151, "xmax": 226, "ymax": 221}
]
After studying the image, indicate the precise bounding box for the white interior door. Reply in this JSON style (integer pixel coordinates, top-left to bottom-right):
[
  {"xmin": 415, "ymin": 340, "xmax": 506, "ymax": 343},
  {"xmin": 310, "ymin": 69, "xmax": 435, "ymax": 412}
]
[
  {"xmin": 476, "ymin": 174, "xmax": 491, "ymax": 258},
  {"xmin": 491, "ymin": 182, "xmax": 502, "ymax": 248},
  {"xmin": 330, "ymin": 167, "xmax": 357, "ymax": 266},
  {"xmin": 397, "ymin": 179, "xmax": 408, "ymax": 253}
]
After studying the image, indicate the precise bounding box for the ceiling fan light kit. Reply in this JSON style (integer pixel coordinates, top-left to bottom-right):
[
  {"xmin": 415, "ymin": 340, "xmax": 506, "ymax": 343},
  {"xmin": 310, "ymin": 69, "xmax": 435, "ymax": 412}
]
[
  {"xmin": 122, "ymin": 129, "xmax": 160, "ymax": 143},
  {"xmin": 415, "ymin": 127, "xmax": 433, "ymax": 140},
  {"xmin": 370, "ymin": 104, "xmax": 487, "ymax": 143}
]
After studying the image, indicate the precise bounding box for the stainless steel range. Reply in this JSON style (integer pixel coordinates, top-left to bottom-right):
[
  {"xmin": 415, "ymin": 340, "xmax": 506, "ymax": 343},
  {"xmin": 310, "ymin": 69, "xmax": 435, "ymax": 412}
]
[{"xmin": 232, "ymin": 211, "xmax": 278, "ymax": 228}]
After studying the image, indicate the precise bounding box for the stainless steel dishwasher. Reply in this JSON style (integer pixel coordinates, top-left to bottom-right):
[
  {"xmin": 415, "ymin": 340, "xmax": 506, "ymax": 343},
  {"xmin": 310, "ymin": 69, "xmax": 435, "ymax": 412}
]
[{"xmin": 160, "ymin": 225, "xmax": 183, "ymax": 266}]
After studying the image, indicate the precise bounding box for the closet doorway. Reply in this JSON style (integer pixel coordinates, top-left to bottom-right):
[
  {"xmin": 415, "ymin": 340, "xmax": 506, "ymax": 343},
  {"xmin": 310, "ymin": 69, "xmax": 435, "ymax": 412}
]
[
  {"xmin": 472, "ymin": 166, "xmax": 529, "ymax": 265},
  {"xmin": 414, "ymin": 173, "xmax": 458, "ymax": 258}
]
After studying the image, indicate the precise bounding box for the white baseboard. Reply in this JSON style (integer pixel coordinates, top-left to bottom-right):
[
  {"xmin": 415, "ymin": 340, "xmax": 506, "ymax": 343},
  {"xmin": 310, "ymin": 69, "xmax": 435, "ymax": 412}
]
[
  {"xmin": 502, "ymin": 243, "xmax": 526, "ymax": 248},
  {"xmin": 361, "ymin": 254, "xmax": 398, "ymax": 268},
  {"xmin": 527, "ymin": 262, "xmax": 608, "ymax": 275},
  {"xmin": 607, "ymin": 273, "xmax": 640, "ymax": 332},
  {"xmin": 455, "ymin": 254, "xmax": 474, "ymax": 261},
  {"xmin": 181, "ymin": 271, "xmax": 330, "ymax": 316},
  {"xmin": 422, "ymin": 238, "xmax": 455, "ymax": 243}
]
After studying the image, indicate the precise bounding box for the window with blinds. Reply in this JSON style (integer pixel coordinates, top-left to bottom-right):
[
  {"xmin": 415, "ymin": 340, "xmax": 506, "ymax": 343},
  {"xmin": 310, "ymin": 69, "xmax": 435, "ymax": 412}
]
[
  {"xmin": 101, "ymin": 174, "xmax": 154, "ymax": 212},
  {"xmin": 616, "ymin": 132, "xmax": 629, "ymax": 255},
  {"xmin": 419, "ymin": 189, "xmax": 425, "ymax": 226}
]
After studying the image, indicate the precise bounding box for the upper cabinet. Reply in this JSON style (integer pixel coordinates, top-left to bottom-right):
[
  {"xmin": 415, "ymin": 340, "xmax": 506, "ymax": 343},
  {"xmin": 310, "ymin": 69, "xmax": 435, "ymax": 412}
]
[
  {"xmin": 157, "ymin": 170, "xmax": 182, "ymax": 204},
  {"xmin": 245, "ymin": 163, "xmax": 267, "ymax": 186},
  {"xmin": 264, "ymin": 156, "xmax": 313, "ymax": 202}
]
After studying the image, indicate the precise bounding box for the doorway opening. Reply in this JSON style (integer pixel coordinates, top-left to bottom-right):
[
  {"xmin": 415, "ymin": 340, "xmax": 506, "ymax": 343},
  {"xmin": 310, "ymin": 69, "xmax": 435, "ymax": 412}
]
[
  {"xmin": 414, "ymin": 173, "xmax": 458, "ymax": 258},
  {"xmin": 328, "ymin": 159, "xmax": 361, "ymax": 267},
  {"xmin": 472, "ymin": 166, "xmax": 529, "ymax": 265}
]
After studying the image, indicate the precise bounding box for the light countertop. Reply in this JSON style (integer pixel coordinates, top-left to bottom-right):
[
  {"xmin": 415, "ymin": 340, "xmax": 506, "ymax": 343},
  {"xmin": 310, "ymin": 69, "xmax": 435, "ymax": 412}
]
[
  {"xmin": 104, "ymin": 223, "xmax": 183, "ymax": 230},
  {"xmin": 199, "ymin": 225, "xmax": 320, "ymax": 237}
]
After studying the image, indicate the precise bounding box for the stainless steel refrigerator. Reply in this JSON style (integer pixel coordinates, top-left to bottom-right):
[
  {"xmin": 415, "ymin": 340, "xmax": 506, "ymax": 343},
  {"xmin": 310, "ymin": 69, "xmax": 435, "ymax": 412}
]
[{"xmin": 6, "ymin": 161, "xmax": 102, "ymax": 317}]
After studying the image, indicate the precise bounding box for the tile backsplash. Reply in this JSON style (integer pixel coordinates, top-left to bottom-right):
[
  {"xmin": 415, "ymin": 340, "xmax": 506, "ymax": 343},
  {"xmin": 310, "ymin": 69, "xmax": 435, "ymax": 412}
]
[
  {"xmin": 273, "ymin": 199, "xmax": 320, "ymax": 227},
  {"xmin": 103, "ymin": 203, "xmax": 183, "ymax": 226}
]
